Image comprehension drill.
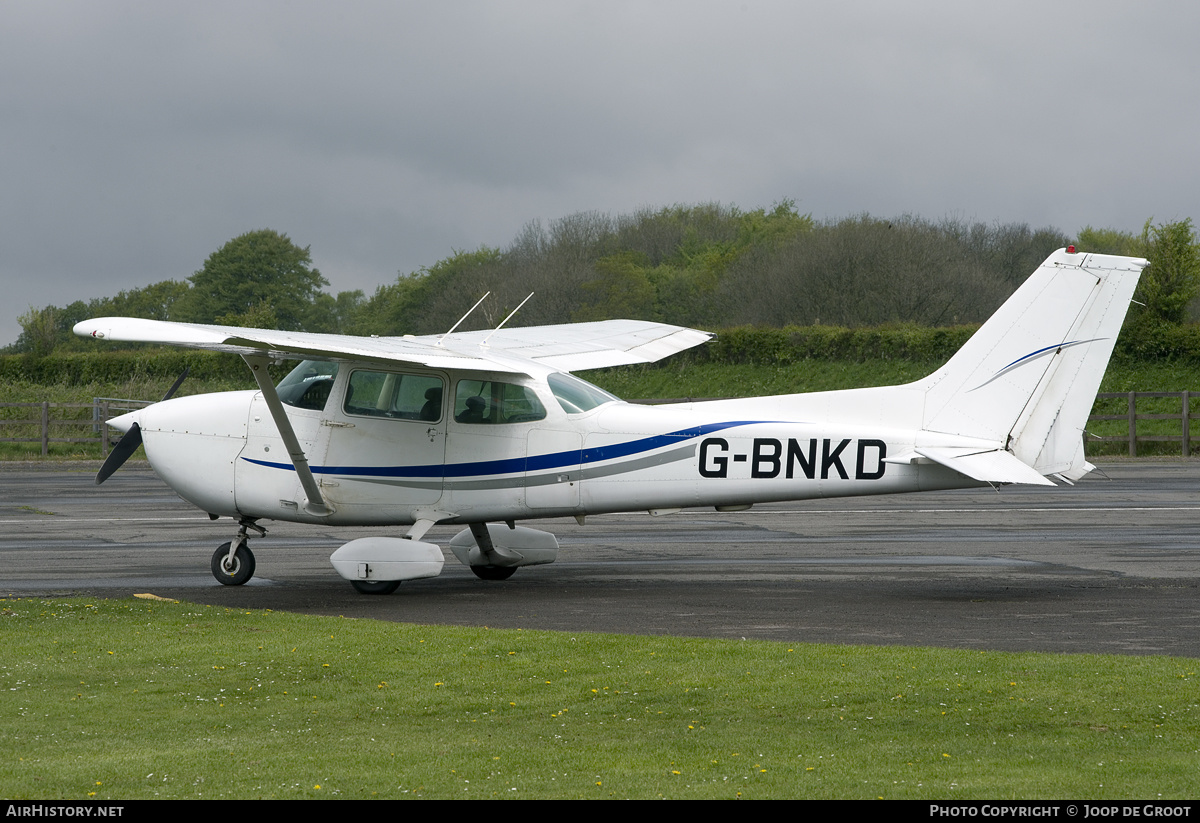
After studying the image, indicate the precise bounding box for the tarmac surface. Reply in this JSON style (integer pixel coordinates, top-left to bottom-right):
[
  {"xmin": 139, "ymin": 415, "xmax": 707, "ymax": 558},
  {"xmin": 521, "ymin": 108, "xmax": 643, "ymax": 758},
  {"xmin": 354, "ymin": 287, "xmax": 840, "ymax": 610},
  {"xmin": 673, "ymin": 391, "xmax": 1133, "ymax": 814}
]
[{"xmin": 3, "ymin": 460, "xmax": 1199, "ymax": 657}]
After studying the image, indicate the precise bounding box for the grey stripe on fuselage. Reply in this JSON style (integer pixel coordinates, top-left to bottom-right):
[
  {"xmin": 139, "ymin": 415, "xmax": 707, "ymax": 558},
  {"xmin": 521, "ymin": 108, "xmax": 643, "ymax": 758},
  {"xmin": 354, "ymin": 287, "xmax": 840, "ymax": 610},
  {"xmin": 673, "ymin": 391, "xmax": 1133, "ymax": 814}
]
[{"xmin": 345, "ymin": 443, "xmax": 698, "ymax": 492}]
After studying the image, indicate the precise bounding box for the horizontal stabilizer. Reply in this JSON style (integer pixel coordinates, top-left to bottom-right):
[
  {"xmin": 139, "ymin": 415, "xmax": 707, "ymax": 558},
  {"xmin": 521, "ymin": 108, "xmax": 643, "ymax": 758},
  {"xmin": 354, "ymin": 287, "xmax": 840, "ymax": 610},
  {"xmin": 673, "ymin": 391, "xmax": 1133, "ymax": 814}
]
[{"xmin": 915, "ymin": 446, "xmax": 1055, "ymax": 486}]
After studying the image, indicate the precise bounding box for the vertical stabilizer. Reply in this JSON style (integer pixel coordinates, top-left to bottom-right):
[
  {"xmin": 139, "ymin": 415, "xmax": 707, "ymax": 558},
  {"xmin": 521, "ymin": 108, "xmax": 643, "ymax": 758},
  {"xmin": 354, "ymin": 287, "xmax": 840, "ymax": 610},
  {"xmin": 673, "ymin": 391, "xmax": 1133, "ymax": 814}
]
[{"xmin": 915, "ymin": 249, "xmax": 1147, "ymax": 480}]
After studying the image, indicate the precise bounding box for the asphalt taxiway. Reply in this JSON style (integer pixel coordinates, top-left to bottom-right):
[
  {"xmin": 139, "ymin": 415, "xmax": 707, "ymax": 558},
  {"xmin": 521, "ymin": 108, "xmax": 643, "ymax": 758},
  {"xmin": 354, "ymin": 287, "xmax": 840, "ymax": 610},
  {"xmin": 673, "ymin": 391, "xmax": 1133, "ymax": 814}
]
[{"xmin": 3, "ymin": 460, "xmax": 1198, "ymax": 656}]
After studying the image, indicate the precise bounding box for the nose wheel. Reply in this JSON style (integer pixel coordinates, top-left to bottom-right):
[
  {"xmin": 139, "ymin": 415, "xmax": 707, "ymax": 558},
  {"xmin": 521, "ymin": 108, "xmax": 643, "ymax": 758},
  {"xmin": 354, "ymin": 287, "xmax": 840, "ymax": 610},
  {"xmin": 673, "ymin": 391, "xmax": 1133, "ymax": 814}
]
[
  {"xmin": 212, "ymin": 541, "xmax": 255, "ymax": 585},
  {"xmin": 211, "ymin": 520, "xmax": 263, "ymax": 586}
]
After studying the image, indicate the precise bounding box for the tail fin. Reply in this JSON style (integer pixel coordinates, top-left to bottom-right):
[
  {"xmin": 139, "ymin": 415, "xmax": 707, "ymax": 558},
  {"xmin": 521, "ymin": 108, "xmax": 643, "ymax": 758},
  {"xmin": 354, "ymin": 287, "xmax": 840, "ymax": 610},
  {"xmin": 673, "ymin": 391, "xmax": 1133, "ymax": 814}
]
[{"xmin": 914, "ymin": 248, "xmax": 1148, "ymax": 481}]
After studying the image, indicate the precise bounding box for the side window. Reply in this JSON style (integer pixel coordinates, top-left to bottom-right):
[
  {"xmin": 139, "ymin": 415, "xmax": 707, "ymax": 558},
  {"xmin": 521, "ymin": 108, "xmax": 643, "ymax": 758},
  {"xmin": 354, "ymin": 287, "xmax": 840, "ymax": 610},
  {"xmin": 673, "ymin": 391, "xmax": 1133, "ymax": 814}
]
[
  {"xmin": 344, "ymin": 370, "xmax": 444, "ymax": 422},
  {"xmin": 454, "ymin": 379, "xmax": 546, "ymax": 424}
]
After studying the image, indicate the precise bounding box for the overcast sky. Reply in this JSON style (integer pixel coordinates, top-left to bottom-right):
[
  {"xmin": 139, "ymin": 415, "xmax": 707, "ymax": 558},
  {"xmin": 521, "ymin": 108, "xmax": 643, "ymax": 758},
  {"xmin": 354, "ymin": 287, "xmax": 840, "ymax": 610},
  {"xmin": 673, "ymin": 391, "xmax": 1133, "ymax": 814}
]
[{"xmin": 2, "ymin": 1, "xmax": 1197, "ymax": 345}]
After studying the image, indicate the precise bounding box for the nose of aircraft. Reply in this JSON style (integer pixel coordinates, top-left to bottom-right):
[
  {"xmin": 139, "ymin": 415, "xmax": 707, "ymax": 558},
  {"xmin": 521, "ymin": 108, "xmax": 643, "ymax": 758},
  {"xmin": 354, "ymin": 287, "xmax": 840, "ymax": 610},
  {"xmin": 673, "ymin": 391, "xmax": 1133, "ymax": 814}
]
[
  {"xmin": 104, "ymin": 409, "xmax": 142, "ymax": 435},
  {"xmin": 130, "ymin": 390, "xmax": 257, "ymax": 517}
]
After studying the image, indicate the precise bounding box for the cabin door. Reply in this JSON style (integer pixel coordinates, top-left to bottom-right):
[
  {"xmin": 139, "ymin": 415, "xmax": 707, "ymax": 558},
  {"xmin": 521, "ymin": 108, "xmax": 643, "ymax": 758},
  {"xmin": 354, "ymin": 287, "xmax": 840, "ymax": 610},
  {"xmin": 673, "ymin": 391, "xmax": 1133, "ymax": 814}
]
[{"xmin": 316, "ymin": 367, "xmax": 448, "ymax": 509}]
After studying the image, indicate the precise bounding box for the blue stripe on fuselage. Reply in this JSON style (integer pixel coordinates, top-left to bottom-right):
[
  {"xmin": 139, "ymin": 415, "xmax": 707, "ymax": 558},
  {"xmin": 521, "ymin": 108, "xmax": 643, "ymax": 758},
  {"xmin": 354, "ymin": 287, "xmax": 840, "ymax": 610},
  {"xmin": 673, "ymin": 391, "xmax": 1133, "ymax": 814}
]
[{"xmin": 241, "ymin": 420, "xmax": 767, "ymax": 480}]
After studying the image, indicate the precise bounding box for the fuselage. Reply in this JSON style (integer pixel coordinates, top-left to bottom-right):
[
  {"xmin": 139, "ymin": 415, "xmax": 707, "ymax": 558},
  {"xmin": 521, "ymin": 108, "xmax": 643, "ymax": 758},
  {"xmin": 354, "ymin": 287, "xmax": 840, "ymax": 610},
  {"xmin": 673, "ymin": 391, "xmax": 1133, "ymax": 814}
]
[{"xmin": 124, "ymin": 360, "xmax": 984, "ymax": 528}]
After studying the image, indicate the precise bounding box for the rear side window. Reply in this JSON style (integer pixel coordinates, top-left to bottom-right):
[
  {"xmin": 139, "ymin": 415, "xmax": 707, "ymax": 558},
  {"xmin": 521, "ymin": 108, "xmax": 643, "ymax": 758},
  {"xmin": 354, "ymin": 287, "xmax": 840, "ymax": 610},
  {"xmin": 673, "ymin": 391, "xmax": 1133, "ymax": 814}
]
[{"xmin": 454, "ymin": 379, "xmax": 546, "ymax": 424}]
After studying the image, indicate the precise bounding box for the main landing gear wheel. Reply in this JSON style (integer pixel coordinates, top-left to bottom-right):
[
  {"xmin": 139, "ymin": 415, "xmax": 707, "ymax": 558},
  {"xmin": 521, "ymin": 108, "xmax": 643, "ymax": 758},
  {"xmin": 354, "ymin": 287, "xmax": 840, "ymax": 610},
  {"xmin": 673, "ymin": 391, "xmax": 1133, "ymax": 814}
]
[
  {"xmin": 211, "ymin": 541, "xmax": 255, "ymax": 586},
  {"xmin": 351, "ymin": 580, "xmax": 401, "ymax": 595},
  {"xmin": 471, "ymin": 565, "xmax": 517, "ymax": 581}
]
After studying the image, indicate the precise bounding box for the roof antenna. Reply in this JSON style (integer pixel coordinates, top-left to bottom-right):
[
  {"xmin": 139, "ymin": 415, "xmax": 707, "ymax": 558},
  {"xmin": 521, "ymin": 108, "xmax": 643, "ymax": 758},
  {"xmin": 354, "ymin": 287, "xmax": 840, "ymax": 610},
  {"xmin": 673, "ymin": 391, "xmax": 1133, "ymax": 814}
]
[
  {"xmin": 439, "ymin": 292, "xmax": 490, "ymax": 346},
  {"xmin": 481, "ymin": 293, "xmax": 534, "ymax": 348}
]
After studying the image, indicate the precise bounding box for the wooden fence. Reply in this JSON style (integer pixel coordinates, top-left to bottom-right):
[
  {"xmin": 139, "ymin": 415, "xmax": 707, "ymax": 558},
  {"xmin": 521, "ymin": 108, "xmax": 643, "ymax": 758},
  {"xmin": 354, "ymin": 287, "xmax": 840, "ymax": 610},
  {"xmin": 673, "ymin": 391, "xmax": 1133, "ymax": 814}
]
[
  {"xmin": 0, "ymin": 398, "xmax": 153, "ymax": 457},
  {"xmin": 1088, "ymin": 391, "xmax": 1195, "ymax": 457},
  {"xmin": 2, "ymin": 392, "xmax": 1198, "ymax": 458}
]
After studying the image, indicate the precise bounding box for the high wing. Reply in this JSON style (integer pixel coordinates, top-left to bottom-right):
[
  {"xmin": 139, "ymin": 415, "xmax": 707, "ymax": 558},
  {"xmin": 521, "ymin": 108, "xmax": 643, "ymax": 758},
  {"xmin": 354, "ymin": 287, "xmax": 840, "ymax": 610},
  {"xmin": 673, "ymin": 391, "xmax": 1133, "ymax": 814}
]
[{"xmin": 72, "ymin": 317, "xmax": 713, "ymax": 373}]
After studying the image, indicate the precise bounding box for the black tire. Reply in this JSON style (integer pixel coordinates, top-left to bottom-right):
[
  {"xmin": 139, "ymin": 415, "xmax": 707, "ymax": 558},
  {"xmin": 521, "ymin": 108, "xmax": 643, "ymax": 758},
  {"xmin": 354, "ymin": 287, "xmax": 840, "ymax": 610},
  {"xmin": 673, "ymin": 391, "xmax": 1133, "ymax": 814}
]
[
  {"xmin": 211, "ymin": 541, "xmax": 255, "ymax": 586},
  {"xmin": 471, "ymin": 565, "xmax": 517, "ymax": 581},
  {"xmin": 351, "ymin": 580, "xmax": 401, "ymax": 595}
]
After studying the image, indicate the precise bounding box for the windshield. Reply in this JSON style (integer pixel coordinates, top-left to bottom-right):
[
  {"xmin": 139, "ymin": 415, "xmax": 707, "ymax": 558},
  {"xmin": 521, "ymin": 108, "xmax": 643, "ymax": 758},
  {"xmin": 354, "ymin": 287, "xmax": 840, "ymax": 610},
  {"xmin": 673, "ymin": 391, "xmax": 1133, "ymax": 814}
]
[
  {"xmin": 277, "ymin": 360, "xmax": 340, "ymax": 410},
  {"xmin": 547, "ymin": 372, "xmax": 619, "ymax": 414}
]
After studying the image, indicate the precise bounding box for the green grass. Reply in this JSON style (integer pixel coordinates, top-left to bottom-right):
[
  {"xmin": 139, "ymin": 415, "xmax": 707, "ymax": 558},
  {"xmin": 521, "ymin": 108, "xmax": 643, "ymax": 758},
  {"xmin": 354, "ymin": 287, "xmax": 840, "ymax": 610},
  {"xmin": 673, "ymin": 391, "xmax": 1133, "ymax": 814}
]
[{"xmin": 2, "ymin": 597, "xmax": 1198, "ymax": 799}]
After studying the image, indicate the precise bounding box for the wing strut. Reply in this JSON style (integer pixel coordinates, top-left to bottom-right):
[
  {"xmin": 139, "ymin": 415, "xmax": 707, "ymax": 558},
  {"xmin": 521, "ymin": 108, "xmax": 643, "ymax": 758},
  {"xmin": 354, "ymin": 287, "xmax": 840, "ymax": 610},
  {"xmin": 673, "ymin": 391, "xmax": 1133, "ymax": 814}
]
[{"xmin": 243, "ymin": 354, "xmax": 333, "ymax": 517}]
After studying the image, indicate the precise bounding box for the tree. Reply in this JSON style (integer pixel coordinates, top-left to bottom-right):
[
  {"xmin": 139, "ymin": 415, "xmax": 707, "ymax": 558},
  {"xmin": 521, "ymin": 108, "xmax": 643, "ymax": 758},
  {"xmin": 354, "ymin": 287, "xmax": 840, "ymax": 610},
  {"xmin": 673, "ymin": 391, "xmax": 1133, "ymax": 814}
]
[
  {"xmin": 1129, "ymin": 218, "xmax": 1200, "ymax": 328},
  {"xmin": 304, "ymin": 289, "xmax": 366, "ymax": 334},
  {"xmin": 216, "ymin": 300, "xmax": 279, "ymax": 329},
  {"xmin": 176, "ymin": 230, "xmax": 328, "ymax": 330},
  {"xmin": 15, "ymin": 305, "xmax": 60, "ymax": 356},
  {"xmin": 107, "ymin": 280, "xmax": 192, "ymax": 321},
  {"xmin": 1077, "ymin": 225, "xmax": 1143, "ymax": 257},
  {"xmin": 575, "ymin": 252, "xmax": 656, "ymax": 322}
]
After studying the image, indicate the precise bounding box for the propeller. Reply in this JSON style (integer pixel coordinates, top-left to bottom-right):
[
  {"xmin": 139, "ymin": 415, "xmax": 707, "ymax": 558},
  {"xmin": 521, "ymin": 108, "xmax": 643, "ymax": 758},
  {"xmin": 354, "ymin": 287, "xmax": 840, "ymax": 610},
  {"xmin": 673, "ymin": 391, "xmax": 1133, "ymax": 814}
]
[
  {"xmin": 96, "ymin": 367, "xmax": 189, "ymax": 485},
  {"xmin": 96, "ymin": 421, "xmax": 143, "ymax": 485}
]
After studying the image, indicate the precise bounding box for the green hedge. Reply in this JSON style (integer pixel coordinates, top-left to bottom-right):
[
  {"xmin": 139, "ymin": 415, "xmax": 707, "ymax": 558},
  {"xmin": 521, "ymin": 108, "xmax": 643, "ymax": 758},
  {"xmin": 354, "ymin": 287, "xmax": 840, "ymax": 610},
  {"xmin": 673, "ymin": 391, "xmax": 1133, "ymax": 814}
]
[
  {"xmin": 7, "ymin": 322, "xmax": 1200, "ymax": 384},
  {"xmin": 697, "ymin": 324, "xmax": 980, "ymax": 365},
  {"xmin": 1113, "ymin": 322, "xmax": 1200, "ymax": 361},
  {"xmin": 0, "ymin": 349, "xmax": 247, "ymax": 384}
]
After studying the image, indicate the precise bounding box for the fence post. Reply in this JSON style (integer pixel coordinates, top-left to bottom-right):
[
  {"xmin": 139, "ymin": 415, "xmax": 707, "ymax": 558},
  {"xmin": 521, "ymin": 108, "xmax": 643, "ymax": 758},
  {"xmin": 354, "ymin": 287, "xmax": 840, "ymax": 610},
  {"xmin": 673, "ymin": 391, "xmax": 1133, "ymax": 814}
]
[
  {"xmin": 1127, "ymin": 392, "xmax": 1137, "ymax": 457},
  {"xmin": 41, "ymin": 401, "xmax": 49, "ymax": 457},
  {"xmin": 100, "ymin": 399, "xmax": 110, "ymax": 458},
  {"xmin": 1184, "ymin": 391, "xmax": 1191, "ymax": 458}
]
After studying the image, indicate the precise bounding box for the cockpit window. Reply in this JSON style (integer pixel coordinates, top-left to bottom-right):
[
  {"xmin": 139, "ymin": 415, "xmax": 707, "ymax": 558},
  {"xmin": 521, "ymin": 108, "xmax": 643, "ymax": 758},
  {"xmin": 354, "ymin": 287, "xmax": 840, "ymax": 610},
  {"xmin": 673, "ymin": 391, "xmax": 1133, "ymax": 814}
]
[
  {"xmin": 277, "ymin": 360, "xmax": 339, "ymax": 410},
  {"xmin": 547, "ymin": 372, "xmax": 619, "ymax": 414},
  {"xmin": 454, "ymin": 379, "xmax": 546, "ymax": 424}
]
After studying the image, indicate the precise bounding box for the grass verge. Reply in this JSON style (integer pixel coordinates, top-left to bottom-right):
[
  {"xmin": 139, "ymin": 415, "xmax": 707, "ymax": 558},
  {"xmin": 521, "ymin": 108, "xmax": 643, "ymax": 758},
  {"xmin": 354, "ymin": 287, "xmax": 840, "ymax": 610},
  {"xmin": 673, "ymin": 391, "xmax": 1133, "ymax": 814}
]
[{"xmin": 2, "ymin": 597, "xmax": 1197, "ymax": 799}]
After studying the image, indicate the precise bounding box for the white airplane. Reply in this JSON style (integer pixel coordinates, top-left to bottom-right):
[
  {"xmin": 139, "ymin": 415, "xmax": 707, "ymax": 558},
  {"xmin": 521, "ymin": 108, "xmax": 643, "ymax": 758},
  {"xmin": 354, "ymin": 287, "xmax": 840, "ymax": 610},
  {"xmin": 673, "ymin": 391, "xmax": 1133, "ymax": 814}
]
[{"xmin": 75, "ymin": 247, "xmax": 1147, "ymax": 594}]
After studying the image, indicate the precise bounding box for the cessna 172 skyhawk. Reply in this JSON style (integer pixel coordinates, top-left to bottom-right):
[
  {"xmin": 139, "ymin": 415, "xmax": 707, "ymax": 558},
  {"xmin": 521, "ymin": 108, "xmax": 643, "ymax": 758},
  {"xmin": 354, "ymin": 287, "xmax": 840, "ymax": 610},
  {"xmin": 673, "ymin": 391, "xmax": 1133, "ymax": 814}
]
[{"xmin": 75, "ymin": 248, "xmax": 1147, "ymax": 594}]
